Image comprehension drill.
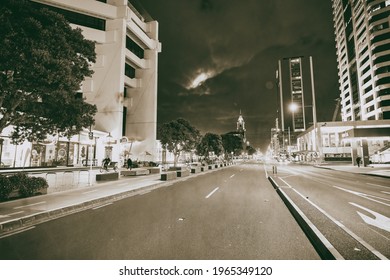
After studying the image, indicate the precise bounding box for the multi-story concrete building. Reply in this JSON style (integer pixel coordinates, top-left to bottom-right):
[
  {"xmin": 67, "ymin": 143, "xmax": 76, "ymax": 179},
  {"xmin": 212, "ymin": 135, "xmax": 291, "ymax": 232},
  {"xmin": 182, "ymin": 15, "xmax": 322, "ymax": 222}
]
[
  {"xmin": 292, "ymin": 1, "xmax": 390, "ymax": 165},
  {"xmin": 0, "ymin": 0, "xmax": 161, "ymax": 168},
  {"xmin": 332, "ymin": 0, "xmax": 390, "ymax": 121}
]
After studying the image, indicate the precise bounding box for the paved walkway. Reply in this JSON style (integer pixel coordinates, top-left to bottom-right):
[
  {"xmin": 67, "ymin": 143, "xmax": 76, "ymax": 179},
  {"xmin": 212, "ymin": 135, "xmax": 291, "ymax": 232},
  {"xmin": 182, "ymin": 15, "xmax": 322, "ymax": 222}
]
[{"xmin": 315, "ymin": 163, "xmax": 390, "ymax": 178}]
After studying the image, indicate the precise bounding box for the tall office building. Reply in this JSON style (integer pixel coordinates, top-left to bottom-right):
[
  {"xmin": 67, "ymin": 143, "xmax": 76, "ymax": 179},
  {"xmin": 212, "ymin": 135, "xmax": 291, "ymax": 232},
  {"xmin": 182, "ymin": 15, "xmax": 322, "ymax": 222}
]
[
  {"xmin": 332, "ymin": 0, "xmax": 390, "ymax": 121},
  {"xmin": 2, "ymin": 0, "xmax": 161, "ymax": 168}
]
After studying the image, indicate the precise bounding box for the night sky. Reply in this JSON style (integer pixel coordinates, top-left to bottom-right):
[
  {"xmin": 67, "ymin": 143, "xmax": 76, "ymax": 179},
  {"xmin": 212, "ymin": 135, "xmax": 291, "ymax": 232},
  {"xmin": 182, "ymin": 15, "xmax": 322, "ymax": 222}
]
[{"xmin": 140, "ymin": 0, "xmax": 340, "ymax": 152}]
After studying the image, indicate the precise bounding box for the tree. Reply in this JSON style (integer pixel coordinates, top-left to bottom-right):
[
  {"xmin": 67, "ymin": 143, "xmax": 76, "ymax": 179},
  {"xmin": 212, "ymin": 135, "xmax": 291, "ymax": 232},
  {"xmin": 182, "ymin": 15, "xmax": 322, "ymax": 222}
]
[
  {"xmin": 0, "ymin": 0, "xmax": 97, "ymax": 143},
  {"xmin": 221, "ymin": 132, "xmax": 244, "ymax": 160},
  {"xmin": 246, "ymin": 145, "xmax": 257, "ymax": 156},
  {"xmin": 158, "ymin": 118, "xmax": 201, "ymax": 167},
  {"xmin": 196, "ymin": 133, "xmax": 224, "ymax": 163}
]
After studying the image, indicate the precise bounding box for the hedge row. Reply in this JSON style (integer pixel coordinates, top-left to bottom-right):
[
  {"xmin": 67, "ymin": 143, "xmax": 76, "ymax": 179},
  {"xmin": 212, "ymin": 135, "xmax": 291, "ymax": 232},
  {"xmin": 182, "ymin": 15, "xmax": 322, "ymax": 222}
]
[{"xmin": 0, "ymin": 173, "xmax": 49, "ymax": 201}]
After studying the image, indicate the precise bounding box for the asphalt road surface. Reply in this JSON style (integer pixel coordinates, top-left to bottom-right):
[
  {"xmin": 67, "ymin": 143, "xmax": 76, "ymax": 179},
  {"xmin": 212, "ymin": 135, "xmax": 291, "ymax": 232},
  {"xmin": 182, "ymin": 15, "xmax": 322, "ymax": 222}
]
[
  {"xmin": 0, "ymin": 163, "xmax": 320, "ymax": 260},
  {"xmin": 268, "ymin": 163, "xmax": 389, "ymax": 260}
]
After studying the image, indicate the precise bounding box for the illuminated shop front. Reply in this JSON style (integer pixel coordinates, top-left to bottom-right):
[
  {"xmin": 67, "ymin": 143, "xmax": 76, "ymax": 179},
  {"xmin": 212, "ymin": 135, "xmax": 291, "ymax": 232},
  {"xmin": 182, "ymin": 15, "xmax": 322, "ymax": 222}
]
[
  {"xmin": 0, "ymin": 127, "xmax": 108, "ymax": 168},
  {"xmin": 296, "ymin": 120, "xmax": 390, "ymax": 165}
]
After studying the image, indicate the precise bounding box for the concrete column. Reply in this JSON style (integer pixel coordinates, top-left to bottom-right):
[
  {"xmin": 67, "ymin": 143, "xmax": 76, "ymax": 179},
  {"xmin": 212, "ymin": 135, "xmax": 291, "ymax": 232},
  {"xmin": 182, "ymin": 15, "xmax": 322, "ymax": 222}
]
[
  {"xmin": 351, "ymin": 140, "xmax": 358, "ymax": 166},
  {"xmin": 362, "ymin": 139, "xmax": 369, "ymax": 167}
]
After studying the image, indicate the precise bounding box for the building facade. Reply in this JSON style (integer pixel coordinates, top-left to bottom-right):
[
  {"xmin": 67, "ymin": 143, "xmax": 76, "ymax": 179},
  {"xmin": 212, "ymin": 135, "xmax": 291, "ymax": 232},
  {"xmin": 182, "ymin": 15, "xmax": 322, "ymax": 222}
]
[
  {"xmin": 0, "ymin": 0, "xmax": 161, "ymax": 168},
  {"xmin": 296, "ymin": 120, "xmax": 390, "ymax": 165},
  {"xmin": 332, "ymin": 0, "xmax": 390, "ymax": 121},
  {"xmin": 293, "ymin": 1, "xmax": 390, "ymax": 165}
]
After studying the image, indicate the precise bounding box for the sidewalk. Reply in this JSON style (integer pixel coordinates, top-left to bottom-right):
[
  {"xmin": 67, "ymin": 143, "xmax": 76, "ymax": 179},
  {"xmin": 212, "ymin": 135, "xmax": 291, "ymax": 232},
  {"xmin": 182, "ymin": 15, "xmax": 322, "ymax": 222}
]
[
  {"xmin": 0, "ymin": 167, "xmax": 171, "ymax": 236},
  {"xmin": 314, "ymin": 163, "xmax": 390, "ymax": 178}
]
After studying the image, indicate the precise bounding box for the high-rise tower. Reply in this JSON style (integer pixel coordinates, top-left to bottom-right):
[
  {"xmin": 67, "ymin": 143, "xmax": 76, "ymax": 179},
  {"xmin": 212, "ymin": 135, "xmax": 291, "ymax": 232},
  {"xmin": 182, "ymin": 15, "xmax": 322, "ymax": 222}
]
[{"xmin": 332, "ymin": 0, "xmax": 390, "ymax": 121}]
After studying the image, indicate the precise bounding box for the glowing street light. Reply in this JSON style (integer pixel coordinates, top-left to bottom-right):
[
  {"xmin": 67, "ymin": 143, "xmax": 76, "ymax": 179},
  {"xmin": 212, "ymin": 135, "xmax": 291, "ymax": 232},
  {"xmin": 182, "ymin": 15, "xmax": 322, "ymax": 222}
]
[{"xmin": 289, "ymin": 102, "xmax": 299, "ymax": 112}]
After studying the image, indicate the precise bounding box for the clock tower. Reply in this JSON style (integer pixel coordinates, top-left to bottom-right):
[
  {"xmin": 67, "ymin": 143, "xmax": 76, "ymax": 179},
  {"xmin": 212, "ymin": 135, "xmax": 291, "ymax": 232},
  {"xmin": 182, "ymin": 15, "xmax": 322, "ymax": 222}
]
[{"xmin": 236, "ymin": 110, "xmax": 247, "ymax": 144}]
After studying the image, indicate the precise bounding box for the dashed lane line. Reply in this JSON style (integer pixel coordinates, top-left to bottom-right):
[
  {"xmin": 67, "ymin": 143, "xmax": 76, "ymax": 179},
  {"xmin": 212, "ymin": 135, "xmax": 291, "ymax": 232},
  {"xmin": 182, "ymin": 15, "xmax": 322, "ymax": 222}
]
[
  {"xmin": 205, "ymin": 187, "xmax": 219, "ymax": 199},
  {"xmin": 333, "ymin": 186, "xmax": 390, "ymax": 206},
  {"xmin": 367, "ymin": 183, "xmax": 388, "ymax": 188}
]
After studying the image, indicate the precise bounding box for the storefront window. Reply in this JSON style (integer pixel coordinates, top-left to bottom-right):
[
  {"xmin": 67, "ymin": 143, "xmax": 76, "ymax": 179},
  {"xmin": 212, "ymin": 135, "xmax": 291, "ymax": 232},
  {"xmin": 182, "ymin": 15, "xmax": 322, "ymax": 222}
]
[{"xmin": 31, "ymin": 143, "xmax": 47, "ymax": 167}]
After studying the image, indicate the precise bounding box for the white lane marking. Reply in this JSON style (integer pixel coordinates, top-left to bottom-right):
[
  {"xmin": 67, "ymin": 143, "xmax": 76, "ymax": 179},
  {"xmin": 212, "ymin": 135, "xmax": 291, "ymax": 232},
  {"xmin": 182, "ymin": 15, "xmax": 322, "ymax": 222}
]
[
  {"xmin": 14, "ymin": 201, "xmax": 46, "ymax": 209},
  {"xmin": 367, "ymin": 226, "xmax": 390, "ymax": 241},
  {"xmin": 350, "ymin": 202, "xmax": 390, "ymax": 232},
  {"xmin": 92, "ymin": 202, "xmax": 113, "ymax": 210},
  {"xmin": 367, "ymin": 183, "xmax": 388, "ymax": 188},
  {"xmin": 333, "ymin": 186, "xmax": 390, "ymax": 207},
  {"xmin": 82, "ymin": 190, "xmax": 98, "ymax": 194},
  {"xmin": 205, "ymin": 187, "xmax": 219, "ymax": 199},
  {"xmin": 279, "ymin": 178, "xmax": 388, "ymax": 260},
  {"xmin": 381, "ymin": 191, "xmax": 390, "ymax": 195},
  {"xmin": 230, "ymin": 174, "xmax": 235, "ymax": 178},
  {"xmin": 0, "ymin": 226, "xmax": 35, "ymax": 239}
]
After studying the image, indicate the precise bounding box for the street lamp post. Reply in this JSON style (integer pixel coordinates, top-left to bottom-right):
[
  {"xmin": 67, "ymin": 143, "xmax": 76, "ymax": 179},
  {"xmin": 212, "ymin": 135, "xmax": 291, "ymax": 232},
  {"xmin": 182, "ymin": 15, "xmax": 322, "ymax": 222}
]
[
  {"xmin": 309, "ymin": 56, "xmax": 317, "ymax": 127},
  {"xmin": 0, "ymin": 138, "xmax": 3, "ymax": 167},
  {"xmin": 88, "ymin": 128, "xmax": 94, "ymax": 186}
]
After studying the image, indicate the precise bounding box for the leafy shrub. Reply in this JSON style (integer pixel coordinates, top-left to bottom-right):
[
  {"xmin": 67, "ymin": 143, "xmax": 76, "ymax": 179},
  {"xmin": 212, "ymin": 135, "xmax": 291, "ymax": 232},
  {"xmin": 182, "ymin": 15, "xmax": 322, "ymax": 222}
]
[
  {"xmin": 1, "ymin": 173, "xmax": 49, "ymax": 199},
  {"xmin": 8, "ymin": 172, "xmax": 29, "ymax": 190},
  {"xmin": 0, "ymin": 175, "xmax": 14, "ymax": 201},
  {"xmin": 18, "ymin": 176, "xmax": 48, "ymax": 197}
]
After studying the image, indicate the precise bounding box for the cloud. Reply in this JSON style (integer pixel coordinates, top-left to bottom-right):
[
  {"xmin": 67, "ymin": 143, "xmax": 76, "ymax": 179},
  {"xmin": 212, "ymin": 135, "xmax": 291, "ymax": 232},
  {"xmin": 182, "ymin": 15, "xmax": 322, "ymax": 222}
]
[{"xmin": 141, "ymin": 0, "xmax": 338, "ymax": 151}]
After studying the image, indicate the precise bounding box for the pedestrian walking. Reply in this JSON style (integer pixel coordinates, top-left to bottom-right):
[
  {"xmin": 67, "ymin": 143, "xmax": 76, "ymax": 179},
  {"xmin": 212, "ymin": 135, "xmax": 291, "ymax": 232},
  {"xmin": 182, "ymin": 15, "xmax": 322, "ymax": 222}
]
[
  {"xmin": 127, "ymin": 157, "xmax": 132, "ymax": 170},
  {"xmin": 356, "ymin": 156, "xmax": 361, "ymax": 167}
]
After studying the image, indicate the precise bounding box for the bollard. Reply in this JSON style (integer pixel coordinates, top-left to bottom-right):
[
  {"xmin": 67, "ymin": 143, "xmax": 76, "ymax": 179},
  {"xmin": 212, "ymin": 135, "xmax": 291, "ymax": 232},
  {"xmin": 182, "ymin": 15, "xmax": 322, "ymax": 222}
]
[{"xmin": 272, "ymin": 165, "xmax": 277, "ymax": 174}]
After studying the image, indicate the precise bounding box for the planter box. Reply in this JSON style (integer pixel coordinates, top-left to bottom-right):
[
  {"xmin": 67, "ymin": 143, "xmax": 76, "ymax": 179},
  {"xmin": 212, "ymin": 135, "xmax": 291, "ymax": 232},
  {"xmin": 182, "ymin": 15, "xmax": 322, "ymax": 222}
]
[
  {"xmin": 96, "ymin": 172, "xmax": 119, "ymax": 181},
  {"xmin": 191, "ymin": 166, "xmax": 201, "ymax": 173},
  {"xmin": 177, "ymin": 169, "xmax": 190, "ymax": 177},
  {"xmin": 145, "ymin": 167, "xmax": 161, "ymax": 174},
  {"xmin": 161, "ymin": 171, "xmax": 177, "ymax": 181},
  {"xmin": 121, "ymin": 168, "xmax": 150, "ymax": 176}
]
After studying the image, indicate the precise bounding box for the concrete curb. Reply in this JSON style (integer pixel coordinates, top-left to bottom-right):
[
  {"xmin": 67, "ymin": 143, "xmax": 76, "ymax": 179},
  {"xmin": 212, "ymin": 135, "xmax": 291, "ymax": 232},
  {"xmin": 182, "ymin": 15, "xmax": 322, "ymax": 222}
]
[{"xmin": 268, "ymin": 176, "xmax": 343, "ymax": 260}]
